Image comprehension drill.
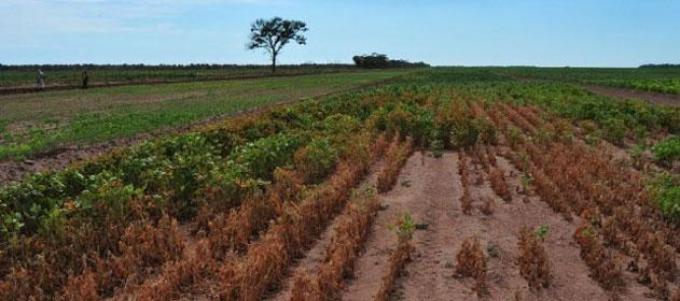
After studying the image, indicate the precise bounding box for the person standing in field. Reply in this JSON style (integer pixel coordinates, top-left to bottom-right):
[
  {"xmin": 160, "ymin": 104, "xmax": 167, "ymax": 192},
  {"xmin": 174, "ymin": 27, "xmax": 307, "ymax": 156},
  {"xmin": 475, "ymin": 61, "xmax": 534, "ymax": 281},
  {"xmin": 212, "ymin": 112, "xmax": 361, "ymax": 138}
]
[
  {"xmin": 81, "ymin": 70, "xmax": 89, "ymax": 89},
  {"xmin": 36, "ymin": 69, "xmax": 45, "ymax": 89}
]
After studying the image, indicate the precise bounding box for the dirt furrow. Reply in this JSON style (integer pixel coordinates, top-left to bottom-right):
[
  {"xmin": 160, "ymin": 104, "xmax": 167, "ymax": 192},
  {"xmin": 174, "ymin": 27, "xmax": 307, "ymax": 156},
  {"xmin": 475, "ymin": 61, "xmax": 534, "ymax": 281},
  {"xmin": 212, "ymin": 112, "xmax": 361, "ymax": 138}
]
[
  {"xmin": 339, "ymin": 151, "xmax": 421, "ymax": 300},
  {"xmin": 476, "ymin": 155, "xmax": 619, "ymax": 301},
  {"xmin": 342, "ymin": 148, "xmax": 658, "ymax": 301},
  {"xmin": 391, "ymin": 152, "xmax": 464, "ymax": 300},
  {"xmin": 264, "ymin": 159, "xmax": 386, "ymax": 301}
]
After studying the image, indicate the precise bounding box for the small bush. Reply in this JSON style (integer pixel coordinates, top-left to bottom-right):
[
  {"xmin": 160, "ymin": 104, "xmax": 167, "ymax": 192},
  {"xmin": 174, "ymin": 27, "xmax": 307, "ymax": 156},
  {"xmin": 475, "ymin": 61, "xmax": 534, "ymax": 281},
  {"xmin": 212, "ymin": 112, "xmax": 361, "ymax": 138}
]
[
  {"xmin": 489, "ymin": 168, "xmax": 511, "ymax": 202},
  {"xmin": 456, "ymin": 237, "xmax": 487, "ymax": 297},
  {"xmin": 517, "ymin": 227, "xmax": 552, "ymax": 289},
  {"xmin": 573, "ymin": 225, "xmax": 624, "ymax": 290}
]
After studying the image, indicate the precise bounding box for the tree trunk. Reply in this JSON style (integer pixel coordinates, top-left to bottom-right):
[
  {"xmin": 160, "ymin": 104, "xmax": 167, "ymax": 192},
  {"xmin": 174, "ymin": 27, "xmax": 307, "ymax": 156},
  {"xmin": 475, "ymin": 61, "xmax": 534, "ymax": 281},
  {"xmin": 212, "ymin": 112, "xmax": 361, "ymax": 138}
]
[{"xmin": 272, "ymin": 54, "xmax": 277, "ymax": 73}]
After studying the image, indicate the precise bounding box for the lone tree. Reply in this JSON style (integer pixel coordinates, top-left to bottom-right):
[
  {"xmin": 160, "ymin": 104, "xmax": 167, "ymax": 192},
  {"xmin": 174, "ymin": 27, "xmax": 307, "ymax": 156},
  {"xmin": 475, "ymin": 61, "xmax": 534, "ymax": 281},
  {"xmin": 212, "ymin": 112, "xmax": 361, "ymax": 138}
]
[{"xmin": 247, "ymin": 17, "xmax": 308, "ymax": 73}]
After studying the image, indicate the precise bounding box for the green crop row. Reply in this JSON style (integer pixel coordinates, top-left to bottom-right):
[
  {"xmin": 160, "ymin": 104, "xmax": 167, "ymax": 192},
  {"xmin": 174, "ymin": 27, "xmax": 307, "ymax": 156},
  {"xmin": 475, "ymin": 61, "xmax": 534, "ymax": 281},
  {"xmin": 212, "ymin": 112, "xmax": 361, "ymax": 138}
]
[
  {"xmin": 492, "ymin": 67, "xmax": 680, "ymax": 94},
  {"xmin": 652, "ymin": 136, "xmax": 680, "ymax": 166}
]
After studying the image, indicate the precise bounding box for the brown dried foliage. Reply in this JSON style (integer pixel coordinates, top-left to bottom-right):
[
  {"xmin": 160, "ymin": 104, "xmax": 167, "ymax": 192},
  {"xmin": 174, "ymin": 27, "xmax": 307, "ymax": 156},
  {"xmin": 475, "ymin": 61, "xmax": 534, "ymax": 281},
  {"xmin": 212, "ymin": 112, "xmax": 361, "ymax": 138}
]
[
  {"xmin": 488, "ymin": 103, "xmax": 680, "ymax": 296},
  {"xmin": 480, "ymin": 197, "xmax": 495, "ymax": 216},
  {"xmin": 290, "ymin": 189, "xmax": 379, "ymax": 300},
  {"xmin": 0, "ymin": 196, "xmax": 152, "ymax": 301},
  {"xmin": 218, "ymin": 139, "xmax": 380, "ymax": 301},
  {"xmin": 58, "ymin": 214, "xmax": 184, "ymax": 300},
  {"xmin": 671, "ymin": 288, "xmax": 680, "ymax": 301},
  {"xmin": 517, "ymin": 227, "xmax": 552, "ymax": 290},
  {"xmin": 133, "ymin": 240, "xmax": 213, "ymax": 301},
  {"xmin": 573, "ymin": 225, "xmax": 623, "ymax": 290},
  {"xmin": 208, "ymin": 168, "xmax": 302, "ymax": 257},
  {"xmin": 489, "ymin": 167, "xmax": 511, "ymax": 202},
  {"xmin": 374, "ymin": 233, "xmax": 415, "ymax": 301},
  {"xmin": 377, "ymin": 136, "xmax": 414, "ymax": 193},
  {"xmin": 458, "ymin": 151, "xmax": 473, "ymax": 215},
  {"xmin": 455, "ymin": 237, "xmax": 488, "ymax": 297}
]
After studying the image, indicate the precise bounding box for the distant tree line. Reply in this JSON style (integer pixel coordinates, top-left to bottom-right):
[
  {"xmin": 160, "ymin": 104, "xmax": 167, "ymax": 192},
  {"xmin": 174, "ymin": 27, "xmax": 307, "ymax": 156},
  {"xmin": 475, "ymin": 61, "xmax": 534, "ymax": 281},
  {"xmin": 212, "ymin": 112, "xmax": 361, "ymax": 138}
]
[
  {"xmin": 352, "ymin": 53, "xmax": 429, "ymax": 69},
  {"xmin": 0, "ymin": 63, "xmax": 355, "ymax": 72},
  {"xmin": 639, "ymin": 64, "xmax": 680, "ymax": 69}
]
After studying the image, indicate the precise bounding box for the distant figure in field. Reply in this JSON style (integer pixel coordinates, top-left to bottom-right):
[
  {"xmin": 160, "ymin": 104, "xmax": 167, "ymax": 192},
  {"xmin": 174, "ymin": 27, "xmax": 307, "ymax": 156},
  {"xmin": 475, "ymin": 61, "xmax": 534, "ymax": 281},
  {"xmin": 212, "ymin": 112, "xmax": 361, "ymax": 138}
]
[
  {"xmin": 36, "ymin": 69, "xmax": 45, "ymax": 89},
  {"xmin": 81, "ymin": 71, "xmax": 89, "ymax": 89}
]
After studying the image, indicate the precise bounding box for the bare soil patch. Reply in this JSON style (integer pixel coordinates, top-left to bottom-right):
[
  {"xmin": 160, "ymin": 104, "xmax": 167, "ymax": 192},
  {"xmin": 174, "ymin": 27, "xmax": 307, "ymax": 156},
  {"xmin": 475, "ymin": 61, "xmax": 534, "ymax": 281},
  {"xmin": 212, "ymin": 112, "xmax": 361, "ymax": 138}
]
[{"xmin": 340, "ymin": 150, "xmax": 658, "ymax": 301}]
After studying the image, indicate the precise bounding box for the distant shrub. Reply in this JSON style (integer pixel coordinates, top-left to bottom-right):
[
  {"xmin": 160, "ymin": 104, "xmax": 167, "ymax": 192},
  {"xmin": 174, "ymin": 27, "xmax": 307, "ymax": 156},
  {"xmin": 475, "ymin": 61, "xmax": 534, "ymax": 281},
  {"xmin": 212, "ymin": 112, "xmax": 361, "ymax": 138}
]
[{"xmin": 352, "ymin": 53, "xmax": 428, "ymax": 69}]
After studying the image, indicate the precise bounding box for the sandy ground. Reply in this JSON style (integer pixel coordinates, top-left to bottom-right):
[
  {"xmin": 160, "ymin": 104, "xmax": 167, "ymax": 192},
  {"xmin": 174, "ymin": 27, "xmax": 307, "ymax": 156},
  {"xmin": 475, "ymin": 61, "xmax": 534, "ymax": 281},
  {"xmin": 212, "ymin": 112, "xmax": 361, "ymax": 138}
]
[{"xmin": 338, "ymin": 151, "xmax": 657, "ymax": 301}]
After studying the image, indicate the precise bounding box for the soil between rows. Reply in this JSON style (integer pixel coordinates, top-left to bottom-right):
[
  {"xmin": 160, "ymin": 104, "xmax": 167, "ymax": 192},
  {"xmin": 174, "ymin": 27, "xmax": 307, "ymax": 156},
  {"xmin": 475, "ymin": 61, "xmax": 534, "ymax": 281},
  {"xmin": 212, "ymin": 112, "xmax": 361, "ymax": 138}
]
[{"xmin": 336, "ymin": 151, "xmax": 655, "ymax": 301}]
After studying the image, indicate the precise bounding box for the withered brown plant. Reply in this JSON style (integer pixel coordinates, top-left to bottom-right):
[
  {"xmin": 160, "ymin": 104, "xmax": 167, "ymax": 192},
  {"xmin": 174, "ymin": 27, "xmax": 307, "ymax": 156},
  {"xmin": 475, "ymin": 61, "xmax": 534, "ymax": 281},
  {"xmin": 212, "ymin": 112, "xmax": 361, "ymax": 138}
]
[
  {"xmin": 456, "ymin": 237, "xmax": 488, "ymax": 297},
  {"xmin": 517, "ymin": 227, "xmax": 552, "ymax": 289}
]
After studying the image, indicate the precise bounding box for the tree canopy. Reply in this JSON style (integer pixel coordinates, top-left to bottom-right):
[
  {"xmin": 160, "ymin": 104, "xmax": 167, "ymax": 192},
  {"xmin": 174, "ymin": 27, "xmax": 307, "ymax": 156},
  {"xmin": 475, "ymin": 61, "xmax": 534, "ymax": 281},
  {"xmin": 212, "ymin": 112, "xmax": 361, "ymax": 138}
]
[{"xmin": 247, "ymin": 17, "xmax": 308, "ymax": 72}]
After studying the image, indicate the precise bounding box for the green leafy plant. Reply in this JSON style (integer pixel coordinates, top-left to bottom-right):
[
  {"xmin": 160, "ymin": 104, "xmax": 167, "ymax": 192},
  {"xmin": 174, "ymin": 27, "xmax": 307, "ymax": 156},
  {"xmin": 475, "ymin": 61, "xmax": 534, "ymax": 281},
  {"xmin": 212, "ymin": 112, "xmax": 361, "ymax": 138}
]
[
  {"xmin": 651, "ymin": 136, "xmax": 680, "ymax": 167},
  {"xmin": 294, "ymin": 137, "xmax": 338, "ymax": 184},
  {"xmin": 396, "ymin": 213, "xmax": 416, "ymax": 241},
  {"xmin": 648, "ymin": 173, "xmax": 680, "ymax": 222},
  {"xmin": 535, "ymin": 225, "xmax": 549, "ymax": 240},
  {"xmin": 601, "ymin": 117, "xmax": 626, "ymax": 145}
]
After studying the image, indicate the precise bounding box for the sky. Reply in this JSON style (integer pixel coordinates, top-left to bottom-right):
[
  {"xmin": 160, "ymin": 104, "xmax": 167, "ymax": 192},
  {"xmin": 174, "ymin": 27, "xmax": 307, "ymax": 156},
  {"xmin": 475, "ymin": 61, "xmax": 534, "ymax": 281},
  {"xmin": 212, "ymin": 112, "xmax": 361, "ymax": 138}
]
[{"xmin": 0, "ymin": 0, "xmax": 679, "ymax": 67}]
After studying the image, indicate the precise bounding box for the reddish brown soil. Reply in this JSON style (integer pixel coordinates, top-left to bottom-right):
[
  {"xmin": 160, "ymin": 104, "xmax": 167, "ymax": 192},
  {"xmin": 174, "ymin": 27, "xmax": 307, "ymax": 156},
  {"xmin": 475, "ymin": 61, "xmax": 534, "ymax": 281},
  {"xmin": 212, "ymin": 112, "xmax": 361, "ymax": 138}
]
[
  {"xmin": 585, "ymin": 85, "xmax": 680, "ymax": 108},
  {"xmin": 339, "ymin": 151, "xmax": 657, "ymax": 301}
]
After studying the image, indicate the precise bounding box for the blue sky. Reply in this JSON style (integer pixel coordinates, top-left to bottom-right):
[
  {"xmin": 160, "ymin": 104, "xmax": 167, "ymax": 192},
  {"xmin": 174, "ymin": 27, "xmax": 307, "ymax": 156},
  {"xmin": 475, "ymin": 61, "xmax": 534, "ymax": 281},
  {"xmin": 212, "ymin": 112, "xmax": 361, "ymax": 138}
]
[{"xmin": 1, "ymin": 0, "xmax": 678, "ymax": 67}]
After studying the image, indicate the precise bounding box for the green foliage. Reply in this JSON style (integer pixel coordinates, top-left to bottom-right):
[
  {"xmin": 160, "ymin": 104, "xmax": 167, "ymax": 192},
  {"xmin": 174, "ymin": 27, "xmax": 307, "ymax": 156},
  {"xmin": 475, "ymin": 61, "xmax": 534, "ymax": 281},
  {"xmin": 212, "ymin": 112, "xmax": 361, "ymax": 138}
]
[
  {"xmin": 377, "ymin": 102, "xmax": 435, "ymax": 146},
  {"xmin": 475, "ymin": 118, "xmax": 498, "ymax": 145},
  {"xmin": 648, "ymin": 173, "xmax": 680, "ymax": 223},
  {"xmin": 396, "ymin": 212, "xmax": 416, "ymax": 241},
  {"xmin": 535, "ymin": 225, "xmax": 550, "ymax": 240},
  {"xmin": 651, "ymin": 136, "xmax": 680, "ymax": 166},
  {"xmin": 232, "ymin": 133, "xmax": 304, "ymax": 180},
  {"xmin": 601, "ymin": 117, "xmax": 627, "ymax": 145},
  {"xmin": 450, "ymin": 120, "xmax": 480, "ymax": 149},
  {"xmin": 0, "ymin": 70, "xmax": 406, "ymax": 160},
  {"xmin": 294, "ymin": 138, "xmax": 339, "ymax": 184}
]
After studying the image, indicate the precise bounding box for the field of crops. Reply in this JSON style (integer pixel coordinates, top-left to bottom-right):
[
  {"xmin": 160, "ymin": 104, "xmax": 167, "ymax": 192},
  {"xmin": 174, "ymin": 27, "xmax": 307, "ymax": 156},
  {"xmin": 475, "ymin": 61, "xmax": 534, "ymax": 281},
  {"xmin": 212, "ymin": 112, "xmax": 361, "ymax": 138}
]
[
  {"xmin": 0, "ymin": 65, "xmax": 357, "ymax": 89},
  {"xmin": 495, "ymin": 66, "xmax": 680, "ymax": 95},
  {"xmin": 1, "ymin": 68, "xmax": 679, "ymax": 300},
  {"xmin": 0, "ymin": 70, "xmax": 406, "ymax": 161}
]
